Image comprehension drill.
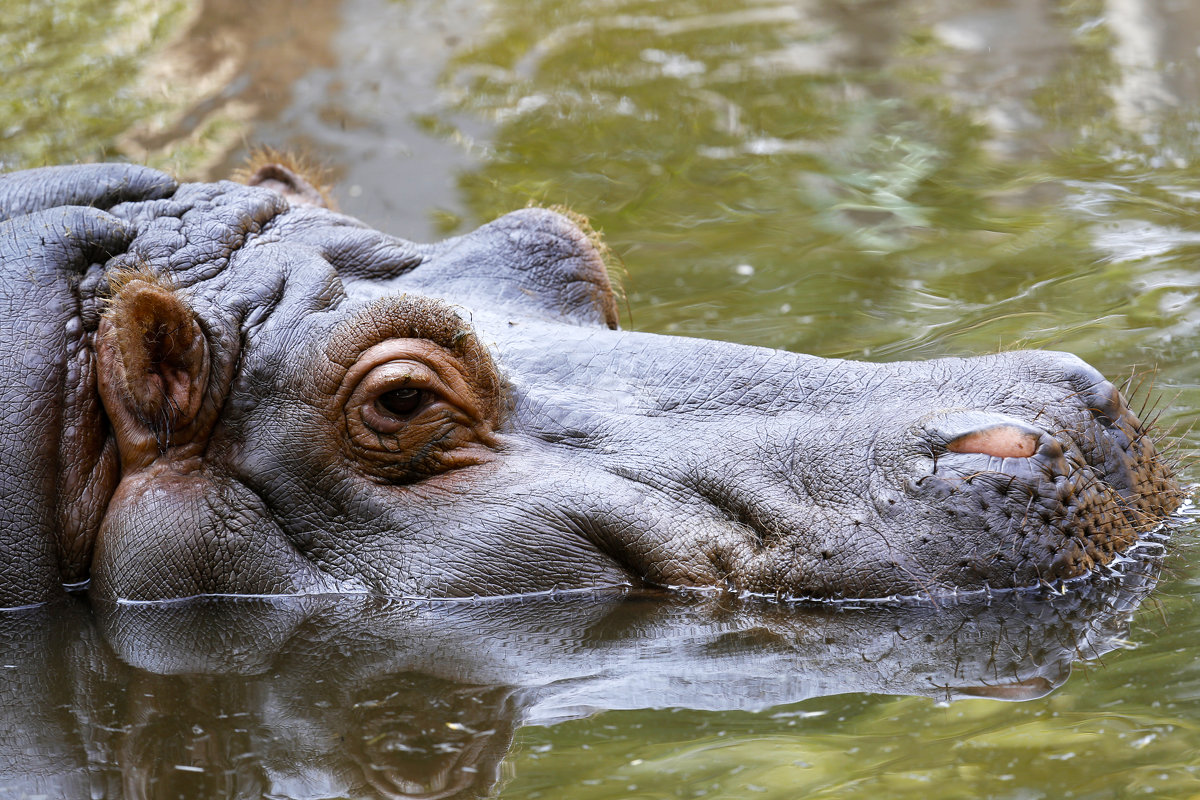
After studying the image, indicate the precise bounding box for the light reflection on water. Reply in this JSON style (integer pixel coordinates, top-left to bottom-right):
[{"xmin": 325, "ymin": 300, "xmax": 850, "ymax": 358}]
[{"xmin": 4, "ymin": 0, "xmax": 1200, "ymax": 797}]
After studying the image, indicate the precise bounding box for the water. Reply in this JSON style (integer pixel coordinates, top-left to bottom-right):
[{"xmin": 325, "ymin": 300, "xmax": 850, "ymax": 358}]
[{"xmin": 4, "ymin": 0, "xmax": 1200, "ymax": 797}]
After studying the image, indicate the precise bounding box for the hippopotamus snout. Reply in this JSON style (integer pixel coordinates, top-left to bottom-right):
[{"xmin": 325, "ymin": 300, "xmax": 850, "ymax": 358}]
[
  {"xmin": 875, "ymin": 357, "xmax": 1174, "ymax": 594},
  {"xmin": 496, "ymin": 331, "xmax": 1174, "ymax": 599},
  {"xmin": 902, "ymin": 393, "xmax": 1166, "ymax": 591}
]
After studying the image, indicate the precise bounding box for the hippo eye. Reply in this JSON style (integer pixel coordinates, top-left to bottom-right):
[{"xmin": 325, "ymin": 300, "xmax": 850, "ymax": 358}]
[
  {"xmin": 338, "ymin": 339, "xmax": 500, "ymax": 477},
  {"xmin": 376, "ymin": 387, "xmax": 425, "ymax": 418}
]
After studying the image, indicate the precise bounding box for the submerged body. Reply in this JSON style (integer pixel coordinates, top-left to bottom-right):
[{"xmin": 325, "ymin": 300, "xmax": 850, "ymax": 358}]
[{"xmin": 0, "ymin": 163, "xmax": 1181, "ymax": 606}]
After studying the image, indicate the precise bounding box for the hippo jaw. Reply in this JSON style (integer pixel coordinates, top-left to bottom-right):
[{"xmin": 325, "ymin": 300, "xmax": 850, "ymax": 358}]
[{"xmin": 3, "ymin": 164, "xmax": 1174, "ymax": 604}]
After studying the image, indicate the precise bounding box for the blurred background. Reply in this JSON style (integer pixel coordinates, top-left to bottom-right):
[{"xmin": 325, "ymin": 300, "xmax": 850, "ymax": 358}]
[{"xmin": 4, "ymin": 0, "xmax": 1200, "ymax": 797}]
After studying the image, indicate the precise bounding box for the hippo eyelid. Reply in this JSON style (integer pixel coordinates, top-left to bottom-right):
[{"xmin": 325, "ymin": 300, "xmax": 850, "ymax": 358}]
[
  {"xmin": 322, "ymin": 296, "xmax": 483, "ymax": 376},
  {"xmin": 315, "ymin": 296, "xmax": 504, "ymax": 426}
]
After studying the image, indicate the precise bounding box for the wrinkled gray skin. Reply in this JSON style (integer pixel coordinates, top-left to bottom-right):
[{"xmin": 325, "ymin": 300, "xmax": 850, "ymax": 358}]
[{"xmin": 0, "ymin": 164, "xmax": 1180, "ymax": 607}]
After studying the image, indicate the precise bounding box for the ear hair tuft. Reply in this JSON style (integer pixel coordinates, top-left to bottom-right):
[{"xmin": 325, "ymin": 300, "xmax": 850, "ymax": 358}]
[
  {"xmin": 233, "ymin": 146, "xmax": 336, "ymax": 209},
  {"xmin": 545, "ymin": 204, "xmax": 627, "ymax": 305},
  {"xmin": 102, "ymin": 259, "xmax": 174, "ymax": 302}
]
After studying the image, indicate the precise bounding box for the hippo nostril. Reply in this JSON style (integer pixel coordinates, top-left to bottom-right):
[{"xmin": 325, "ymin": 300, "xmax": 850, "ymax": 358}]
[
  {"xmin": 1083, "ymin": 381, "xmax": 1125, "ymax": 427},
  {"xmin": 947, "ymin": 426, "xmax": 1040, "ymax": 459},
  {"xmin": 1053, "ymin": 355, "xmax": 1128, "ymax": 427}
]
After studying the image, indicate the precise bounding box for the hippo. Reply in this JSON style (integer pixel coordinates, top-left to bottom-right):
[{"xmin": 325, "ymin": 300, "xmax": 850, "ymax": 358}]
[{"xmin": 0, "ymin": 162, "xmax": 1181, "ymax": 607}]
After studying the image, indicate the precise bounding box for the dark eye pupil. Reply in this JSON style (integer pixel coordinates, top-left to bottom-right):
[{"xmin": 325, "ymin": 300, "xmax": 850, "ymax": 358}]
[{"xmin": 377, "ymin": 388, "xmax": 423, "ymax": 417}]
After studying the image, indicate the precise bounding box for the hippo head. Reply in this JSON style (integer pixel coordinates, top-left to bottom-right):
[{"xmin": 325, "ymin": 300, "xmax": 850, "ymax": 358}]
[{"xmin": 0, "ymin": 164, "xmax": 1180, "ymax": 604}]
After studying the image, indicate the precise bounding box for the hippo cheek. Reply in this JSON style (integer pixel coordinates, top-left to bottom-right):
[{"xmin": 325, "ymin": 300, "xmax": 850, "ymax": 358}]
[
  {"xmin": 212, "ymin": 449, "xmax": 644, "ymax": 599},
  {"xmin": 92, "ymin": 468, "xmax": 335, "ymax": 601},
  {"xmin": 896, "ymin": 452, "xmax": 1118, "ymax": 592}
]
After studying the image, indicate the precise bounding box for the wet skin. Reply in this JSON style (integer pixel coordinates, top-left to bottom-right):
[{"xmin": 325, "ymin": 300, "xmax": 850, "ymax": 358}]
[{"xmin": 0, "ymin": 163, "xmax": 1181, "ymax": 606}]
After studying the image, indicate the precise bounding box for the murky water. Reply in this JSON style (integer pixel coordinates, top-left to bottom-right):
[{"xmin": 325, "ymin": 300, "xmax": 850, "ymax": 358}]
[{"xmin": 4, "ymin": 0, "xmax": 1200, "ymax": 797}]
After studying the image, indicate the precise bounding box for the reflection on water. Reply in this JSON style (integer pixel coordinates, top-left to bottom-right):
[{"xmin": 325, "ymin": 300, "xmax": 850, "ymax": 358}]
[
  {"xmin": 0, "ymin": 552, "xmax": 1171, "ymax": 799},
  {"xmin": 5, "ymin": 0, "xmax": 1200, "ymax": 797}
]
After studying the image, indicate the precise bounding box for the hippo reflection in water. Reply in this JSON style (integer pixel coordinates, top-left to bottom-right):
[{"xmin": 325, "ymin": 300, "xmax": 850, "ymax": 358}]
[
  {"xmin": 0, "ymin": 162, "xmax": 1181, "ymax": 606},
  {"xmin": 0, "ymin": 562, "xmax": 1170, "ymax": 798}
]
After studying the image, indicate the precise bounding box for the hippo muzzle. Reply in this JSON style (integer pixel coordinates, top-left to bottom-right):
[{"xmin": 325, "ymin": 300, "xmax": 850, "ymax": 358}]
[{"xmin": 0, "ymin": 163, "xmax": 1181, "ymax": 605}]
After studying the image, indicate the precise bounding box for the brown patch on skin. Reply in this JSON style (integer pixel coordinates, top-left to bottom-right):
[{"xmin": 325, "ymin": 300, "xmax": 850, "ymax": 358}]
[
  {"xmin": 98, "ymin": 269, "xmax": 210, "ymax": 451},
  {"xmin": 947, "ymin": 426, "xmax": 1040, "ymax": 459},
  {"xmin": 233, "ymin": 146, "xmax": 337, "ymax": 209}
]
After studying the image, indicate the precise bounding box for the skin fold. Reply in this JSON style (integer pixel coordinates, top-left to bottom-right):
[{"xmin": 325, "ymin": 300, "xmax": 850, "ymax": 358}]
[{"xmin": 0, "ymin": 163, "xmax": 1181, "ymax": 606}]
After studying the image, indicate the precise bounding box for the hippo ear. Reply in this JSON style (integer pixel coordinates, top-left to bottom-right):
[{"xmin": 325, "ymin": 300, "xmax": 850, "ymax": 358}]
[
  {"xmin": 237, "ymin": 150, "xmax": 332, "ymax": 208},
  {"xmin": 98, "ymin": 277, "xmax": 209, "ymax": 439}
]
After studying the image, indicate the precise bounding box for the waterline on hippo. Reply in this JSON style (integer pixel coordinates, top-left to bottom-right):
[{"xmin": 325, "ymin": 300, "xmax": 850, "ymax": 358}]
[{"xmin": 0, "ymin": 162, "xmax": 1183, "ymax": 607}]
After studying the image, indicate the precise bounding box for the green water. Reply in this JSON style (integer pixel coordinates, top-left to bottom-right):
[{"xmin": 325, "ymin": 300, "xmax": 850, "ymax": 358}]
[{"xmin": 5, "ymin": 0, "xmax": 1200, "ymax": 797}]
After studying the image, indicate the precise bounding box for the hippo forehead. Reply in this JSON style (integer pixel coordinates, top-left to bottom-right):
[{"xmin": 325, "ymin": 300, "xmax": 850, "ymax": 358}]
[{"xmin": 104, "ymin": 181, "xmax": 619, "ymax": 345}]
